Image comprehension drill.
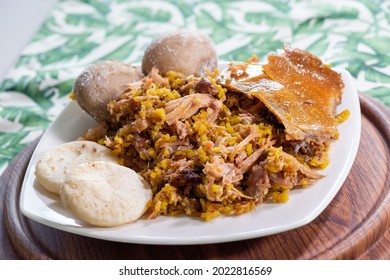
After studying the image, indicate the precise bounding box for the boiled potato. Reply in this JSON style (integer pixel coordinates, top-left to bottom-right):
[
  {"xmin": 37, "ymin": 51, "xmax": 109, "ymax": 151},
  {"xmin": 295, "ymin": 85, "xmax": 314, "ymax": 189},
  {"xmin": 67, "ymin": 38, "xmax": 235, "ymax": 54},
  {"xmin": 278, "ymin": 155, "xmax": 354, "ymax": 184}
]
[
  {"xmin": 73, "ymin": 60, "xmax": 143, "ymax": 122},
  {"xmin": 142, "ymin": 29, "xmax": 218, "ymax": 77}
]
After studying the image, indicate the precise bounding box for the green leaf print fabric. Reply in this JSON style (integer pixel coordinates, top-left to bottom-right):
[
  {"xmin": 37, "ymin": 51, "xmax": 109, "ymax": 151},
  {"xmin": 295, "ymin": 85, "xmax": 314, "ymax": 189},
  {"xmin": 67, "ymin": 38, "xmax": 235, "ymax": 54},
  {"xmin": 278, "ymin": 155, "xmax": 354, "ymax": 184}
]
[{"xmin": 1, "ymin": 0, "xmax": 390, "ymax": 174}]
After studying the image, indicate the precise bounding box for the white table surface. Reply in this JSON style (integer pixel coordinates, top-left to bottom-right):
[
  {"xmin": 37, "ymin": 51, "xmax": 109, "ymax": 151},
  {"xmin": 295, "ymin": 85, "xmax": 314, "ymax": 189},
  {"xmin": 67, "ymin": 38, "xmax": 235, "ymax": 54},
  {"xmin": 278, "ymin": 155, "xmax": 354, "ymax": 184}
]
[{"xmin": 0, "ymin": 0, "xmax": 57, "ymax": 83}]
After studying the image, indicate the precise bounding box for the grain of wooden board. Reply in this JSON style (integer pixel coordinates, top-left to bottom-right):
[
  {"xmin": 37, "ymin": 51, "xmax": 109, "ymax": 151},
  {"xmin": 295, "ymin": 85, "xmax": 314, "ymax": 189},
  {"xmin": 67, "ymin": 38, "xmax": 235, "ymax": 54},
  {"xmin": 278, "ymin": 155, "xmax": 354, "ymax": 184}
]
[{"xmin": 0, "ymin": 94, "xmax": 389, "ymax": 260}]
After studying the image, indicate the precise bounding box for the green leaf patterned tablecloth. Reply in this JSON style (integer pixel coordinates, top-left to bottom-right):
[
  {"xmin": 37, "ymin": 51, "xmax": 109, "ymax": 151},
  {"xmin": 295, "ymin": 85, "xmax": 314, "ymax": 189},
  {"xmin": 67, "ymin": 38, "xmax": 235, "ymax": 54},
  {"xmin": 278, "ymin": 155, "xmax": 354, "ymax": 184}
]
[{"xmin": 1, "ymin": 0, "xmax": 390, "ymax": 174}]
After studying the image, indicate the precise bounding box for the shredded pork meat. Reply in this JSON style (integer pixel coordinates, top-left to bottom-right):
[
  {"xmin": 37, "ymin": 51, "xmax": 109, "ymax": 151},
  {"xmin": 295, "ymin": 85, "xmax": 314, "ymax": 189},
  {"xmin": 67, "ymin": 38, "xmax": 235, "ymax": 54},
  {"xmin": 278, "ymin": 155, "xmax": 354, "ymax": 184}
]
[
  {"xmin": 165, "ymin": 94, "xmax": 222, "ymax": 125},
  {"xmin": 94, "ymin": 46, "xmax": 345, "ymax": 221}
]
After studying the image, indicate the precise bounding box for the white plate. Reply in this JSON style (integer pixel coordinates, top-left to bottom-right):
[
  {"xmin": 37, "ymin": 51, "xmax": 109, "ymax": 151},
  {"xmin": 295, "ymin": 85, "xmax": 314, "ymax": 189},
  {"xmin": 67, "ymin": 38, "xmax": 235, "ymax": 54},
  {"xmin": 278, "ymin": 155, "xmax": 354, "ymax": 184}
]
[{"xmin": 20, "ymin": 65, "xmax": 361, "ymax": 245}]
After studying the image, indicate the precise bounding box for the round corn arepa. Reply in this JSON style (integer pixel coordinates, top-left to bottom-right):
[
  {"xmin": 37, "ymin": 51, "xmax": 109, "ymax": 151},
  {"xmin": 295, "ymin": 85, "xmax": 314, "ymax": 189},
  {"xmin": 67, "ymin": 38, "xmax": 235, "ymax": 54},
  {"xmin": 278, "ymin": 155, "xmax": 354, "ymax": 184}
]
[
  {"xmin": 60, "ymin": 161, "xmax": 152, "ymax": 227},
  {"xmin": 34, "ymin": 140, "xmax": 118, "ymax": 195}
]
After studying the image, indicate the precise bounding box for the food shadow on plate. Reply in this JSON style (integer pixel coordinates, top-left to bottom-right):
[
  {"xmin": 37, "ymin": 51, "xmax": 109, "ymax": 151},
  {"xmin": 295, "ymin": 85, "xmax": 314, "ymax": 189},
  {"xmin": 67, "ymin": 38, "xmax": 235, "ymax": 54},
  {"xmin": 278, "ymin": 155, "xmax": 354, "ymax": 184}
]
[
  {"xmin": 32, "ymin": 179, "xmax": 89, "ymax": 227},
  {"xmin": 32, "ymin": 176, "xmax": 202, "ymax": 230},
  {"xmin": 138, "ymin": 212, "xmax": 206, "ymax": 228}
]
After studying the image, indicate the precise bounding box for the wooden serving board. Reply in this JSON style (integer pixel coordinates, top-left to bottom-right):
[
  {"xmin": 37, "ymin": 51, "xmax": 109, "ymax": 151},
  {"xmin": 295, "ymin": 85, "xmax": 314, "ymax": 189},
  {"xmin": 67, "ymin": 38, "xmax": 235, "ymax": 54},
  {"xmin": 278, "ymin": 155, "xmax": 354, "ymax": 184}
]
[{"xmin": 1, "ymin": 94, "xmax": 389, "ymax": 260}]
